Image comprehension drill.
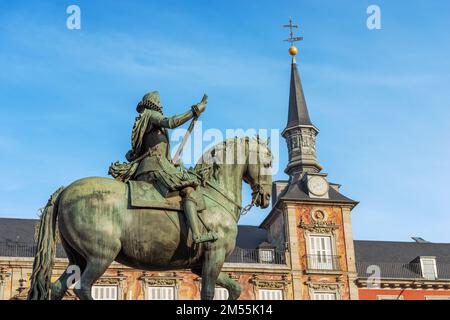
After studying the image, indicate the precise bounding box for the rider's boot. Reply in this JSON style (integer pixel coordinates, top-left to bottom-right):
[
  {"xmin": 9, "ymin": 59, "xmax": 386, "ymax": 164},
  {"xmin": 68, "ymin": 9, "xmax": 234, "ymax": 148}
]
[{"xmin": 184, "ymin": 196, "xmax": 218, "ymax": 244}]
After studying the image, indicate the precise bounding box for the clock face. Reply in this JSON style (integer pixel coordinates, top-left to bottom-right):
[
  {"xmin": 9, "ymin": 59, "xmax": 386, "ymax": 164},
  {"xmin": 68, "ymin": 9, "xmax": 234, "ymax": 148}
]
[{"xmin": 307, "ymin": 176, "xmax": 329, "ymax": 196}]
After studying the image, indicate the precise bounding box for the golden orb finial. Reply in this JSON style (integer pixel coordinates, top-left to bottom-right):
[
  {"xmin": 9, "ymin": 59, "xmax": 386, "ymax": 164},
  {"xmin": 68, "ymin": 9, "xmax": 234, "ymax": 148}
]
[{"xmin": 289, "ymin": 45, "xmax": 298, "ymax": 56}]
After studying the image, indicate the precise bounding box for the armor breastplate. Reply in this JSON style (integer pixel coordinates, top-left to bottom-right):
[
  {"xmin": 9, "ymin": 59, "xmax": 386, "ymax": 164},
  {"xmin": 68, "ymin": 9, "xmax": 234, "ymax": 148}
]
[
  {"xmin": 135, "ymin": 127, "xmax": 178, "ymax": 177},
  {"xmin": 141, "ymin": 127, "xmax": 170, "ymax": 158}
]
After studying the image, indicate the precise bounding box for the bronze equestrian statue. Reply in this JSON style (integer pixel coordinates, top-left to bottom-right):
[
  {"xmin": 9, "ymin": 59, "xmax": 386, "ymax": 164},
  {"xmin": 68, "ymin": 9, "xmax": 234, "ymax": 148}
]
[{"xmin": 27, "ymin": 92, "xmax": 273, "ymax": 300}]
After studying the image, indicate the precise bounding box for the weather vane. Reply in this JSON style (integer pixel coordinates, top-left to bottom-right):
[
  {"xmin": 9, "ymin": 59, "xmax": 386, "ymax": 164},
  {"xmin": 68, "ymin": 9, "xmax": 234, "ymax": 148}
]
[{"xmin": 283, "ymin": 17, "xmax": 303, "ymax": 58}]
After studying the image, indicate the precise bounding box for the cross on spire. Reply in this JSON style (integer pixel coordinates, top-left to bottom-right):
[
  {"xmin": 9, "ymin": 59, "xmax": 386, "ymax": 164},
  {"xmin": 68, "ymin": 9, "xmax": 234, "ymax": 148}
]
[{"xmin": 283, "ymin": 17, "xmax": 303, "ymax": 46}]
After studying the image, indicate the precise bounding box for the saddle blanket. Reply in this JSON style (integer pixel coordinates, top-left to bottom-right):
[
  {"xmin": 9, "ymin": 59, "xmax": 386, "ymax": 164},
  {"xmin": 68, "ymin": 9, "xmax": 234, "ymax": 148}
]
[{"xmin": 128, "ymin": 180, "xmax": 206, "ymax": 211}]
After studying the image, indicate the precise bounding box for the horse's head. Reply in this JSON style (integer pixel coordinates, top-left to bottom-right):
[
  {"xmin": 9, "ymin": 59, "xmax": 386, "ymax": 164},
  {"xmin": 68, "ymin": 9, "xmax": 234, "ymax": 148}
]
[
  {"xmin": 195, "ymin": 136, "xmax": 273, "ymax": 211},
  {"xmin": 243, "ymin": 138, "xmax": 273, "ymax": 209}
]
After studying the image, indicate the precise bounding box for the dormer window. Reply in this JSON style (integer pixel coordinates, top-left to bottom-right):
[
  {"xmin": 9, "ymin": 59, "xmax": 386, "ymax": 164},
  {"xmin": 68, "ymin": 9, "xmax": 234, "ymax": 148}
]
[
  {"xmin": 420, "ymin": 257, "xmax": 437, "ymax": 280},
  {"xmin": 259, "ymin": 249, "xmax": 275, "ymax": 263},
  {"xmin": 257, "ymin": 242, "xmax": 276, "ymax": 263}
]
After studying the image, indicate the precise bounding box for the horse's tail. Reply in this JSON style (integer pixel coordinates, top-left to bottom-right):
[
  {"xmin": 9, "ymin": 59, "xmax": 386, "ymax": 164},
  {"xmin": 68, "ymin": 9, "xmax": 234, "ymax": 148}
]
[{"xmin": 27, "ymin": 186, "xmax": 65, "ymax": 300}]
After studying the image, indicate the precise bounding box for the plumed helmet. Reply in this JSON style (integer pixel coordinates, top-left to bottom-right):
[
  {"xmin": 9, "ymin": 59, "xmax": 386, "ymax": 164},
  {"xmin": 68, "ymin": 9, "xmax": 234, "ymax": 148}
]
[{"xmin": 136, "ymin": 91, "xmax": 163, "ymax": 113}]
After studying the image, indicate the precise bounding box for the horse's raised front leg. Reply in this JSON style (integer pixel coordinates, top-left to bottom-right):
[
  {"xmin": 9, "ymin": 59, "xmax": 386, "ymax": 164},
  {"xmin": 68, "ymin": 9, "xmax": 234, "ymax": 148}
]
[
  {"xmin": 201, "ymin": 247, "xmax": 226, "ymax": 300},
  {"xmin": 217, "ymin": 272, "xmax": 241, "ymax": 300}
]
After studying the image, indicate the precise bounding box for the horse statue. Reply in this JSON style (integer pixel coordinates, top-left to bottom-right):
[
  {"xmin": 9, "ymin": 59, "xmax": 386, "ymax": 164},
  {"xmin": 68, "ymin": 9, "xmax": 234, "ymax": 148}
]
[{"xmin": 27, "ymin": 136, "xmax": 272, "ymax": 300}]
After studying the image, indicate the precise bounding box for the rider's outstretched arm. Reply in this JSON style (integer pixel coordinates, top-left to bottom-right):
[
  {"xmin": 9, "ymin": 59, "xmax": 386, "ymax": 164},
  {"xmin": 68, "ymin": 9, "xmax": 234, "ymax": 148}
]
[
  {"xmin": 149, "ymin": 107, "xmax": 198, "ymax": 129},
  {"xmin": 150, "ymin": 96, "xmax": 206, "ymax": 129}
]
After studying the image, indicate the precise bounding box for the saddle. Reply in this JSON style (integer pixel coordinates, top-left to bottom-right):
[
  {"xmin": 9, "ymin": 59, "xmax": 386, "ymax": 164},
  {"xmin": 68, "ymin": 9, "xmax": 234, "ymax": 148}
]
[{"xmin": 128, "ymin": 180, "xmax": 206, "ymax": 212}]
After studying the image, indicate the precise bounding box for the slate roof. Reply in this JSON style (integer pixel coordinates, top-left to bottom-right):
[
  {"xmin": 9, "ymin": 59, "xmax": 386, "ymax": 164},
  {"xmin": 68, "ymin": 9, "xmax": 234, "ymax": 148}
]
[
  {"xmin": 0, "ymin": 217, "xmax": 37, "ymax": 243},
  {"xmin": 235, "ymin": 225, "xmax": 268, "ymax": 249},
  {"xmin": 355, "ymin": 240, "xmax": 450, "ymax": 280},
  {"xmin": 277, "ymin": 180, "xmax": 358, "ymax": 205},
  {"xmin": 355, "ymin": 240, "xmax": 450, "ymax": 264}
]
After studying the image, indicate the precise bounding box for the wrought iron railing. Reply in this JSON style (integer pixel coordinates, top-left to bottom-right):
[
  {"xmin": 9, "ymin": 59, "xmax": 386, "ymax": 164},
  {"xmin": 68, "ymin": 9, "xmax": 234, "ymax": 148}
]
[
  {"xmin": 225, "ymin": 247, "xmax": 286, "ymax": 265},
  {"xmin": 356, "ymin": 262, "xmax": 450, "ymax": 280},
  {"xmin": 0, "ymin": 242, "xmax": 285, "ymax": 265},
  {"xmin": 305, "ymin": 254, "xmax": 341, "ymax": 271}
]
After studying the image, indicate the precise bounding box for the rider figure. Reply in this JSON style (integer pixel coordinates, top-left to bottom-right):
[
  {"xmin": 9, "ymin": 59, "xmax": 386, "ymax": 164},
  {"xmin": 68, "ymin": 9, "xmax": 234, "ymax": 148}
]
[{"xmin": 126, "ymin": 91, "xmax": 217, "ymax": 244}]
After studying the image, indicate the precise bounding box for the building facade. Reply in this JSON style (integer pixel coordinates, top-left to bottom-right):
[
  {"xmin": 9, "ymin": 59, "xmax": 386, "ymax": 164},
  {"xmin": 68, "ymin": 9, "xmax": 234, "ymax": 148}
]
[{"xmin": 1, "ymin": 48, "xmax": 449, "ymax": 301}]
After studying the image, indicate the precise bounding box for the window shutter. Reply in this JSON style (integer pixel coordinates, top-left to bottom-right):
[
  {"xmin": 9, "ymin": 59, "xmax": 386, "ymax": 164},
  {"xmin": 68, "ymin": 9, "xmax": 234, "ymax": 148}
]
[
  {"xmin": 313, "ymin": 292, "xmax": 336, "ymax": 300},
  {"xmin": 258, "ymin": 289, "xmax": 283, "ymax": 300},
  {"xmin": 91, "ymin": 285, "xmax": 118, "ymax": 300},
  {"xmin": 147, "ymin": 286, "xmax": 176, "ymax": 300},
  {"xmin": 309, "ymin": 235, "xmax": 333, "ymax": 269}
]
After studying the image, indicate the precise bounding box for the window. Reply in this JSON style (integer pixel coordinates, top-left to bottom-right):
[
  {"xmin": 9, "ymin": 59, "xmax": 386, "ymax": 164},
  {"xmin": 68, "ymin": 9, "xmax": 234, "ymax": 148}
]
[
  {"xmin": 147, "ymin": 286, "xmax": 176, "ymax": 300},
  {"xmin": 214, "ymin": 287, "xmax": 229, "ymax": 300},
  {"xmin": 309, "ymin": 235, "xmax": 333, "ymax": 270},
  {"xmin": 313, "ymin": 292, "xmax": 337, "ymax": 300},
  {"xmin": 258, "ymin": 249, "xmax": 275, "ymax": 263},
  {"xmin": 420, "ymin": 257, "xmax": 437, "ymax": 280},
  {"xmin": 258, "ymin": 289, "xmax": 283, "ymax": 300},
  {"xmin": 91, "ymin": 285, "xmax": 118, "ymax": 300}
]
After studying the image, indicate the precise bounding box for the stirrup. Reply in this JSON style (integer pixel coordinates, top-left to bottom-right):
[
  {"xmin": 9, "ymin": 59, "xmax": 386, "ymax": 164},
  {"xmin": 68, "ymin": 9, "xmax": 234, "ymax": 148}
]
[{"xmin": 194, "ymin": 232, "xmax": 218, "ymax": 244}]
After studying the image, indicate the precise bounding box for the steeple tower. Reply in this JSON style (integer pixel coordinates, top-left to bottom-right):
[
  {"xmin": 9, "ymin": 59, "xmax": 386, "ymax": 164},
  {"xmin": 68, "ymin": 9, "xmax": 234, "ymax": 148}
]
[{"xmin": 282, "ymin": 18, "xmax": 322, "ymax": 180}]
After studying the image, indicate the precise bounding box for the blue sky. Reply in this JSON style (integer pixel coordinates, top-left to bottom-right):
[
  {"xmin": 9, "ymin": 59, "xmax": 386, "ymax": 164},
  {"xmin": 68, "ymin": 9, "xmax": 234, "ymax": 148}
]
[{"xmin": 0, "ymin": 0, "xmax": 449, "ymax": 242}]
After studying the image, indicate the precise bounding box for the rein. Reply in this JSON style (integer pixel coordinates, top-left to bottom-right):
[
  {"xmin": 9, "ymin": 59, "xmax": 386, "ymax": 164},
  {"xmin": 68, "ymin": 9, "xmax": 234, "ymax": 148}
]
[{"xmin": 205, "ymin": 179, "xmax": 258, "ymax": 217}]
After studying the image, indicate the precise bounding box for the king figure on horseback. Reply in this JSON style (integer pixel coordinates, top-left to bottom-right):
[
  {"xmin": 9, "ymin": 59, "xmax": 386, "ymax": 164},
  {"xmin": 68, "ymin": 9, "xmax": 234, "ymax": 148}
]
[{"xmin": 117, "ymin": 91, "xmax": 218, "ymax": 244}]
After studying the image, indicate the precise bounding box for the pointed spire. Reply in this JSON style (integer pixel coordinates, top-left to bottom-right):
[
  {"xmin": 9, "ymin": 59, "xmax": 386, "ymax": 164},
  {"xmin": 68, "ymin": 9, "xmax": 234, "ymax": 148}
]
[
  {"xmin": 282, "ymin": 18, "xmax": 322, "ymax": 179},
  {"xmin": 285, "ymin": 60, "xmax": 313, "ymax": 130}
]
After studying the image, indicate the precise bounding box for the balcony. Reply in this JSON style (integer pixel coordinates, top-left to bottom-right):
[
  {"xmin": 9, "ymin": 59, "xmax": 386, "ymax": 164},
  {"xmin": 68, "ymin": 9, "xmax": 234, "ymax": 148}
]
[
  {"xmin": 226, "ymin": 247, "xmax": 286, "ymax": 265},
  {"xmin": 304, "ymin": 254, "xmax": 341, "ymax": 273}
]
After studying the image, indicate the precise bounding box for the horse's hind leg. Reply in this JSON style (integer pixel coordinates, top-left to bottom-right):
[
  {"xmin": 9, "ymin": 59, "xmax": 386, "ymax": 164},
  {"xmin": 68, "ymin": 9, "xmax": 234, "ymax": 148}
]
[
  {"xmin": 74, "ymin": 255, "xmax": 116, "ymax": 300},
  {"xmin": 51, "ymin": 236, "xmax": 86, "ymax": 300},
  {"xmin": 73, "ymin": 238, "xmax": 121, "ymax": 300},
  {"xmin": 216, "ymin": 272, "xmax": 241, "ymax": 300}
]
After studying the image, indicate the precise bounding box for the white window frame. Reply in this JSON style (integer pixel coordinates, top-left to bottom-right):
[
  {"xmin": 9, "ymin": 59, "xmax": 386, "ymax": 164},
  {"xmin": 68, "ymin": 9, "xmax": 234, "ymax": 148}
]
[
  {"xmin": 258, "ymin": 289, "xmax": 283, "ymax": 300},
  {"xmin": 91, "ymin": 285, "xmax": 119, "ymax": 300},
  {"xmin": 420, "ymin": 257, "xmax": 437, "ymax": 280},
  {"xmin": 307, "ymin": 234, "xmax": 336, "ymax": 270},
  {"xmin": 214, "ymin": 287, "xmax": 229, "ymax": 300},
  {"xmin": 147, "ymin": 286, "xmax": 176, "ymax": 300},
  {"xmin": 313, "ymin": 292, "xmax": 337, "ymax": 300}
]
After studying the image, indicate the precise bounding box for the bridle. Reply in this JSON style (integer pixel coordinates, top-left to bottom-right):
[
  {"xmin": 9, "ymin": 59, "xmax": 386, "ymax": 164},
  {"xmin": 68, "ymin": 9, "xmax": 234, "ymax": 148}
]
[
  {"xmin": 195, "ymin": 138, "xmax": 269, "ymax": 219},
  {"xmin": 240, "ymin": 138, "xmax": 268, "ymax": 216}
]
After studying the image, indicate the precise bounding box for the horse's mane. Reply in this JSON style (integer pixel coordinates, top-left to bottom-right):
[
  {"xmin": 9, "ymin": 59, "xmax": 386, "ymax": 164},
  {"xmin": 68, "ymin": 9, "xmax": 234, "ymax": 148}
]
[{"xmin": 193, "ymin": 136, "xmax": 270, "ymax": 183}]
